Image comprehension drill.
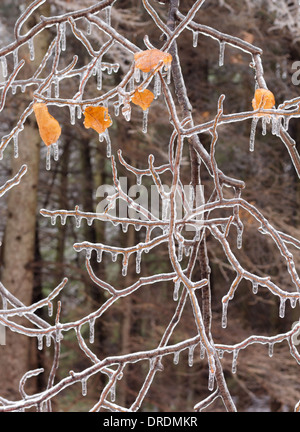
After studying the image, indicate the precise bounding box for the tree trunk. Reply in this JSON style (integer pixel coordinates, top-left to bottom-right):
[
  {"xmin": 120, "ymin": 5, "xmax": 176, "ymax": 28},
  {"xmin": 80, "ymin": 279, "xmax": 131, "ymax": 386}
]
[
  {"xmin": 0, "ymin": 0, "xmax": 49, "ymax": 399},
  {"xmin": 0, "ymin": 126, "xmax": 40, "ymax": 399}
]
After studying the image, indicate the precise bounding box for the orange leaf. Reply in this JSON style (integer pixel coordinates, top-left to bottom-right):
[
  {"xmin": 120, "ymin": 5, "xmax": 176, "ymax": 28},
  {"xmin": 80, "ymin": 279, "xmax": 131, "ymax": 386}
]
[
  {"xmin": 83, "ymin": 106, "xmax": 112, "ymax": 135},
  {"xmin": 131, "ymin": 89, "xmax": 154, "ymax": 111},
  {"xmin": 134, "ymin": 49, "xmax": 172, "ymax": 73},
  {"xmin": 33, "ymin": 102, "xmax": 61, "ymax": 147},
  {"xmin": 252, "ymin": 88, "xmax": 275, "ymax": 111}
]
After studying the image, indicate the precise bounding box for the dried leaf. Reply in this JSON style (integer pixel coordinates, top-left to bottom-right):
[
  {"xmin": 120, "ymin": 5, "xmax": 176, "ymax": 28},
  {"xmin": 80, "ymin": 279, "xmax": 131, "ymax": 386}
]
[
  {"xmin": 33, "ymin": 102, "xmax": 61, "ymax": 147},
  {"xmin": 83, "ymin": 106, "xmax": 112, "ymax": 134},
  {"xmin": 134, "ymin": 49, "xmax": 172, "ymax": 73},
  {"xmin": 252, "ymin": 88, "xmax": 275, "ymax": 111},
  {"xmin": 131, "ymin": 89, "xmax": 154, "ymax": 111}
]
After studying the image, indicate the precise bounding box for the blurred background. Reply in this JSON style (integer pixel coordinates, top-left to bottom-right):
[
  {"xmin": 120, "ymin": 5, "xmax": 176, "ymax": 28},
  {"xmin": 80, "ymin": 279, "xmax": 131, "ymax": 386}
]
[{"xmin": 0, "ymin": 0, "xmax": 300, "ymax": 412}]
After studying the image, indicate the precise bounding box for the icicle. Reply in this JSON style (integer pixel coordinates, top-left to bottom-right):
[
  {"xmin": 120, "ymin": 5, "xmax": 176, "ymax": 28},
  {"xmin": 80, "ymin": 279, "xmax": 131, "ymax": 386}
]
[
  {"xmin": 77, "ymin": 105, "xmax": 82, "ymax": 119},
  {"xmin": 110, "ymin": 382, "xmax": 116, "ymax": 402},
  {"xmin": 188, "ymin": 345, "xmax": 196, "ymax": 367},
  {"xmin": 122, "ymin": 256, "xmax": 128, "ymax": 276},
  {"xmin": 173, "ymin": 279, "xmax": 180, "ymax": 301},
  {"xmin": 69, "ymin": 105, "xmax": 76, "ymax": 125},
  {"xmin": 81, "ymin": 377, "xmax": 87, "ymax": 396},
  {"xmin": 60, "ymin": 22, "xmax": 66, "ymax": 52},
  {"xmin": 13, "ymin": 48, "xmax": 18, "ymax": 69},
  {"xmin": 11, "ymin": 85, "xmax": 17, "ymax": 95},
  {"xmin": 268, "ymin": 342, "xmax": 274, "ymax": 358},
  {"xmin": 13, "ymin": 133, "xmax": 19, "ymax": 158},
  {"xmin": 46, "ymin": 334, "xmax": 51, "ymax": 347},
  {"xmin": 105, "ymin": 6, "xmax": 112, "ymax": 26},
  {"xmin": 173, "ymin": 351, "xmax": 180, "ymax": 365},
  {"xmin": 184, "ymin": 245, "xmax": 190, "ymax": 256},
  {"xmin": 55, "ymin": 325, "xmax": 62, "ymax": 342},
  {"xmin": 97, "ymin": 59, "xmax": 102, "ymax": 90},
  {"xmin": 142, "ymin": 108, "xmax": 149, "ymax": 134},
  {"xmin": 122, "ymin": 222, "xmax": 128, "ymax": 233},
  {"xmin": 136, "ymin": 174, "xmax": 142, "ymax": 186},
  {"xmin": 271, "ymin": 115, "xmax": 281, "ymax": 136},
  {"xmin": 86, "ymin": 18, "xmax": 92, "ymax": 35},
  {"xmin": 237, "ymin": 227, "xmax": 243, "ymax": 249},
  {"xmin": 192, "ymin": 30, "xmax": 198, "ymax": 48},
  {"xmin": 208, "ymin": 369, "xmax": 215, "ymax": 391},
  {"xmin": 231, "ymin": 349, "xmax": 238, "ymax": 374},
  {"xmin": 75, "ymin": 214, "xmax": 82, "ymax": 228},
  {"xmin": 200, "ymin": 343, "xmax": 205, "ymax": 359},
  {"xmin": 54, "ymin": 77, "xmax": 59, "ymax": 98},
  {"xmin": 28, "ymin": 38, "xmax": 35, "ymax": 61},
  {"xmin": 154, "ymin": 73, "xmax": 161, "ymax": 99},
  {"xmin": 136, "ymin": 250, "xmax": 142, "ymax": 274},
  {"xmin": 112, "ymin": 63, "xmax": 119, "ymax": 73},
  {"xmin": 122, "ymin": 104, "xmax": 131, "ymax": 122},
  {"xmin": 279, "ymin": 297, "xmax": 286, "ymax": 318},
  {"xmin": 129, "ymin": 75, "xmax": 135, "ymax": 92},
  {"xmin": 178, "ymin": 242, "xmax": 183, "ymax": 262},
  {"xmin": 162, "ymin": 197, "xmax": 169, "ymax": 221},
  {"xmin": 219, "ymin": 41, "xmax": 225, "ymax": 67},
  {"xmin": 104, "ymin": 129, "xmax": 111, "ymax": 158},
  {"xmin": 46, "ymin": 146, "xmax": 51, "ymax": 171},
  {"xmin": 261, "ymin": 116, "xmax": 267, "ymax": 136},
  {"xmin": 86, "ymin": 248, "xmax": 92, "ymax": 260},
  {"xmin": 44, "ymin": 86, "xmax": 51, "ymax": 100},
  {"xmin": 218, "ymin": 349, "xmax": 224, "ymax": 359},
  {"xmin": 112, "ymin": 252, "xmax": 117, "ymax": 262},
  {"xmin": 249, "ymin": 117, "xmax": 258, "ymax": 152},
  {"xmin": 290, "ymin": 297, "xmax": 297, "ymax": 309},
  {"xmin": 87, "ymin": 217, "xmax": 94, "ymax": 226},
  {"xmin": 48, "ymin": 301, "xmax": 53, "ymax": 317},
  {"xmin": 221, "ymin": 301, "xmax": 228, "ymax": 328},
  {"xmin": 166, "ymin": 65, "xmax": 171, "ymax": 85},
  {"xmin": 113, "ymin": 101, "xmax": 120, "ymax": 116},
  {"xmin": 89, "ymin": 317, "xmax": 95, "ymax": 344},
  {"xmin": 1, "ymin": 56, "xmax": 7, "ymax": 78},
  {"xmin": 134, "ymin": 67, "xmax": 141, "ymax": 82},
  {"xmin": 252, "ymin": 281, "xmax": 258, "ymax": 294},
  {"xmin": 97, "ymin": 248, "xmax": 103, "ymax": 263},
  {"xmin": 60, "ymin": 214, "xmax": 67, "ymax": 225},
  {"xmin": 37, "ymin": 335, "xmax": 43, "ymax": 351},
  {"xmin": 283, "ymin": 116, "xmax": 290, "ymax": 131}
]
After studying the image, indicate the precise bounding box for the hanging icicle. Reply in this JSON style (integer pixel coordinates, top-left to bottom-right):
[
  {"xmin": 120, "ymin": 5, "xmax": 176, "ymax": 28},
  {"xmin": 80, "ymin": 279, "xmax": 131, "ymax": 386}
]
[
  {"xmin": 192, "ymin": 30, "xmax": 198, "ymax": 48},
  {"xmin": 89, "ymin": 317, "xmax": 95, "ymax": 344},
  {"xmin": 1, "ymin": 56, "xmax": 7, "ymax": 78},
  {"xmin": 219, "ymin": 41, "xmax": 225, "ymax": 67},
  {"xmin": 28, "ymin": 38, "xmax": 35, "ymax": 61},
  {"xmin": 249, "ymin": 117, "xmax": 259, "ymax": 152},
  {"xmin": 142, "ymin": 108, "xmax": 149, "ymax": 134}
]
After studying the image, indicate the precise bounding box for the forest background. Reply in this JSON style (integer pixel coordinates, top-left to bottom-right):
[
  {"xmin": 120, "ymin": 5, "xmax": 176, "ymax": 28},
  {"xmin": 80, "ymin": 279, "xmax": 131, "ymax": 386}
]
[{"xmin": 0, "ymin": 0, "xmax": 300, "ymax": 412}]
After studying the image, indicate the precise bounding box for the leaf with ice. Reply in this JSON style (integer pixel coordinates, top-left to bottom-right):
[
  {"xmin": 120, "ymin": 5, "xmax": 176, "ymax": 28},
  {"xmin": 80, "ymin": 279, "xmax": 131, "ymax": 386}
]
[
  {"xmin": 134, "ymin": 49, "xmax": 172, "ymax": 73},
  {"xmin": 83, "ymin": 106, "xmax": 112, "ymax": 135},
  {"xmin": 33, "ymin": 103, "xmax": 61, "ymax": 147},
  {"xmin": 131, "ymin": 89, "xmax": 154, "ymax": 111},
  {"xmin": 252, "ymin": 88, "xmax": 275, "ymax": 112}
]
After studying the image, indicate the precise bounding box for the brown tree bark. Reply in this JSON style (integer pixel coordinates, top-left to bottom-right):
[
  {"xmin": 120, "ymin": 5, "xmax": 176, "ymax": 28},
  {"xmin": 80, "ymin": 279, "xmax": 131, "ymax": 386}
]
[
  {"xmin": 0, "ymin": 0, "xmax": 49, "ymax": 399},
  {"xmin": 0, "ymin": 126, "xmax": 40, "ymax": 398}
]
